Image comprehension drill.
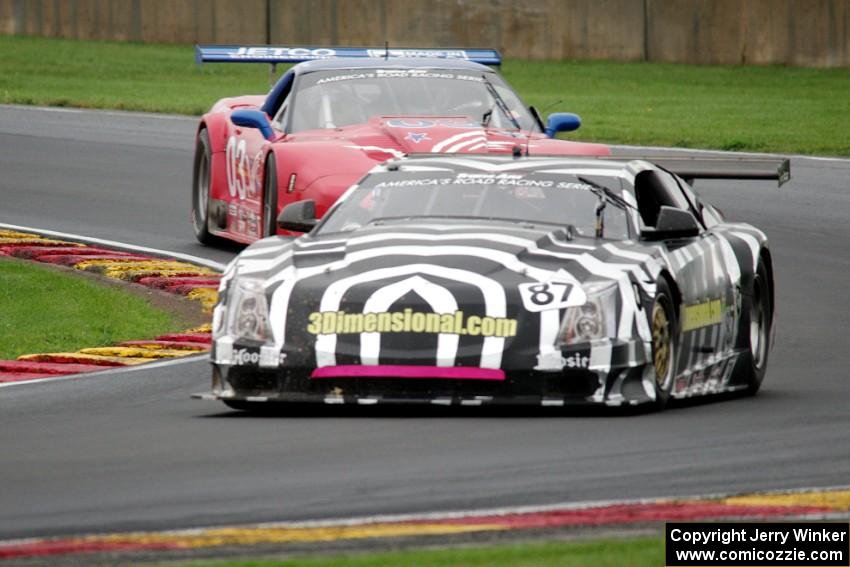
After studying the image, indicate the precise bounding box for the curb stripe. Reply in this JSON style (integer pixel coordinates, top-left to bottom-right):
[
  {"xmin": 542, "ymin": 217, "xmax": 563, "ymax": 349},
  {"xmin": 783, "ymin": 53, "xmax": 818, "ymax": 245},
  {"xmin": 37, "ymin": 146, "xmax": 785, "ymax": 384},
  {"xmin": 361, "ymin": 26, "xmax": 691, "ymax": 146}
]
[
  {"xmin": 0, "ymin": 226, "xmax": 221, "ymax": 383},
  {"xmin": 724, "ymin": 492, "xmax": 850, "ymax": 509},
  {"xmin": 1, "ymin": 487, "xmax": 848, "ymax": 559},
  {"xmin": 0, "ymin": 354, "xmax": 208, "ymax": 389},
  {"xmin": 0, "ymin": 524, "xmax": 502, "ymax": 558},
  {"xmin": 0, "ymin": 222, "xmax": 225, "ymax": 271}
]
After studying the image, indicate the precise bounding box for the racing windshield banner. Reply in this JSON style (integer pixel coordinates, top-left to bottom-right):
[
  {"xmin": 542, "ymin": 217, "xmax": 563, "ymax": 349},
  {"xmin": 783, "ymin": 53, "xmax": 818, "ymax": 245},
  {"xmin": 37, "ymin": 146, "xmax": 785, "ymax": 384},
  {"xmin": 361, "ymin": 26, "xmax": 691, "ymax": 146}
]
[
  {"xmin": 366, "ymin": 171, "xmax": 594, "ymax": 190},
  {"xmin": 321, "ymin": 169, "xmax": 632, "ymax": 242},
  {"xmin": 196, "ymin": 45, "xmax": 502, "ymax": 65}
]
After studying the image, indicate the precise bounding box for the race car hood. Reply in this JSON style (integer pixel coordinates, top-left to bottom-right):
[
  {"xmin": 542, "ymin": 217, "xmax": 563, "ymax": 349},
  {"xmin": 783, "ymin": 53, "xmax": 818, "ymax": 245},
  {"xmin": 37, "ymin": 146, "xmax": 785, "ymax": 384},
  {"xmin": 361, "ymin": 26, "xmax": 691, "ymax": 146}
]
[
  {"xmin": 292, "ymin": 116, "xmax": 609, "ymax": 160},
  {"xmin": 224, "ymin": 223, "xmax": 653, "ymax": 370},
  {"xmin": 287, "ymin": 223, "xmax": 595, "ymax": 274}
]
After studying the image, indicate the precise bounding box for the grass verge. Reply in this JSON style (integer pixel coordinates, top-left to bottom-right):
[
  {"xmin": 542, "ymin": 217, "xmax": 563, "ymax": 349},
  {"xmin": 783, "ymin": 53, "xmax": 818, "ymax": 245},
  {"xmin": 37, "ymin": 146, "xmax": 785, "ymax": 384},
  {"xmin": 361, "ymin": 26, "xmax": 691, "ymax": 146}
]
[
  {"xmin": 1, "ymin": 34, "xmax": 849, "ymax": 155},
  {"xmin": 0, "ymin": 257, "xmax": 183, "ymax": 359},
  {"xmin": 157, "ymin": 537, "xmax": 661, "ymax": 567}
]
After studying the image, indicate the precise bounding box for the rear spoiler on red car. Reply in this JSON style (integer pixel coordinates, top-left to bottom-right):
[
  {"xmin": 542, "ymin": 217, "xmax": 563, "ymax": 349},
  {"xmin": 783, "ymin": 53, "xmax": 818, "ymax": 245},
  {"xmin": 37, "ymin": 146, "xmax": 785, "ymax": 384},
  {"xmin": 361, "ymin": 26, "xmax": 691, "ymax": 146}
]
[
  {"xmin": 195, "ymin": 45, "xmax": 502, "ymax": 66},
  {"xmin": 607, "ymin": 155, "xmax": 791, "ymax": 187}
]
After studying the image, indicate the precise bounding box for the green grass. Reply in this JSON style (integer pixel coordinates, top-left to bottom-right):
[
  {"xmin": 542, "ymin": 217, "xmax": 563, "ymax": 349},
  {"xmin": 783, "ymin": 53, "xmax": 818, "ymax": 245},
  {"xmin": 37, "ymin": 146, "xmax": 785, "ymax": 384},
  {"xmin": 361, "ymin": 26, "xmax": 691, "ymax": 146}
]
[
  {"xmin": 0, "ymin": 258, "xmax": 182, "ymax": 359},
  {"xmin": 1, "ymin": 34, "xmax": 849, "ymax": 154},
  {"xmin": 158, "ymin": 537, "xmax": 661, "ymax": 567},
  {"xmin": 513, "ymin": 59, "xmax": 850, "ymax": 156},
  {"xmin": 0, "ymin": 35, "xmax": 268, "ymax": 115}
]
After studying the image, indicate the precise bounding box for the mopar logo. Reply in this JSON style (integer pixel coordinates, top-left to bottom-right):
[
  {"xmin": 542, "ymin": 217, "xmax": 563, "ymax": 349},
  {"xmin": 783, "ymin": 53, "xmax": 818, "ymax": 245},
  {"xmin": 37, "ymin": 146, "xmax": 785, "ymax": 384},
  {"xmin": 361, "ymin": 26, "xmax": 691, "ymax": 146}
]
[{"xmin": 405, "ymin": 132, "xmax": 430, "ymax": 143}]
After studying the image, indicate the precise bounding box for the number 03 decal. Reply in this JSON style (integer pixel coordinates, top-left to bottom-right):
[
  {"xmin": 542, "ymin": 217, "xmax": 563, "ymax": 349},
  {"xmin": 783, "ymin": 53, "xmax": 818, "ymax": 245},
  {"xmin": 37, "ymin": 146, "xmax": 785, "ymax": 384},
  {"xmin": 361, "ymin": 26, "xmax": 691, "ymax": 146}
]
[
  {"xmin": 225, "ymin": 136, "xmax": 250, "ymax": 200},
  {"xmin": 518, "ymin": 279, "xmax": 586, "ymax": 312}
]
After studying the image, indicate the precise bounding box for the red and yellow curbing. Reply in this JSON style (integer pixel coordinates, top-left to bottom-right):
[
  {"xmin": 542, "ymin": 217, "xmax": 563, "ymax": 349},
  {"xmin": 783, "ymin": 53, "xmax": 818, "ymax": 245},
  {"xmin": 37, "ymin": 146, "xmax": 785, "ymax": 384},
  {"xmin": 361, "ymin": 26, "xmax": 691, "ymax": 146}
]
[
  {"xmin": 0, "ymin": 487, "xmax": 848, "ymax": 559},
  {"xmin": 0, "ymin": 230, "xmax": 220, "ymax": 383}
]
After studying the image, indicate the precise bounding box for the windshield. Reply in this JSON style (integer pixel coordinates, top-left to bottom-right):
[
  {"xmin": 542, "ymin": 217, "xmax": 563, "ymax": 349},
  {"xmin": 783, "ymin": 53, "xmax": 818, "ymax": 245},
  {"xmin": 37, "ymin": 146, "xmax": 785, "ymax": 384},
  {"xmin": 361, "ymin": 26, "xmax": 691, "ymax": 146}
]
[
  {"xmin": 290, "ymin": 69, "xmax": 539, "ymax": 133},
  {"xmin": 318, "ymin": 170, "xmax": 631, "ymax": 239}
]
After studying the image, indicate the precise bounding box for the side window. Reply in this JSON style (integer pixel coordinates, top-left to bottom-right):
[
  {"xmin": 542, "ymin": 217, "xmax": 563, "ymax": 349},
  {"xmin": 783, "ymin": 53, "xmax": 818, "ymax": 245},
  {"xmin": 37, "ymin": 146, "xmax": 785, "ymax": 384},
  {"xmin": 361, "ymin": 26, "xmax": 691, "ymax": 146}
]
[
  {"xmin": 262, "ymin": 71, "xmax": 295, "ymax": 131},
  {"xmin": 676, "ymin": 176, "xmax": 723, "ymax": 228},
  {"xmin": 670, "ymin": 174, "xmax": 717, "ymax": 228},
  {"xmin": 656, "ymin": 170, "xmax": 693, "ymax": 211},
  {"xmin": 271, "ymin": 93, "xmax": 291, "ymax": 130},
  {"xmin": 670, "ymin": 173, "xmax": 700, "ymax": 211},
  {"xmin": 633, "ymin": 170, "xmax": 696, "ymax": 228},
  {"xmin": 699, "ymin": 203, "xmax": 723, "ymax": 228}
]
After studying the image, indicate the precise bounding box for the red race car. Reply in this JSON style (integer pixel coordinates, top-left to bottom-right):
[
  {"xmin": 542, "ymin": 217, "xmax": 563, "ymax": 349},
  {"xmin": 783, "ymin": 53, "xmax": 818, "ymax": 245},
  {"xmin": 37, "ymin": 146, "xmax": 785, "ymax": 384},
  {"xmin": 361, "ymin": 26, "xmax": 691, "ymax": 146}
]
[{"xmin": 192, "ymin": 46, "xmax": 609, "ymax": 245}]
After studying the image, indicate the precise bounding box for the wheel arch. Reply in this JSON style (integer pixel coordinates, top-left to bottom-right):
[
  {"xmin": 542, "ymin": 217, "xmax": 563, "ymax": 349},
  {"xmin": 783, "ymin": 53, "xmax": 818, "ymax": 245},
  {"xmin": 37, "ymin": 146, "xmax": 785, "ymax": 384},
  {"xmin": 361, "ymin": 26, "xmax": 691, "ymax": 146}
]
[
  {"xmin": 196, "ymin": 114, "xmax": 235, "ymax": 208},
  {"xmin": 262, "ymin": 150, "xmax": 280, "ymax": 236},
  {"xmin": 264, "ymin": 142, "xmax": 372, "ymax": 216},
  {"xmin": 198, "ymin": 113, "xmax": 232, "ymax": 153},
  {"xmin": 265, "ymin": 144, "xmax": 291, "ymax": 213},
  {"xmin": 657, "ymin": 269, "xmax": 682, "ymax": 324},
  {"xmin": 758, "ymin": 246, "xmax": 775, "ymax": 315}
]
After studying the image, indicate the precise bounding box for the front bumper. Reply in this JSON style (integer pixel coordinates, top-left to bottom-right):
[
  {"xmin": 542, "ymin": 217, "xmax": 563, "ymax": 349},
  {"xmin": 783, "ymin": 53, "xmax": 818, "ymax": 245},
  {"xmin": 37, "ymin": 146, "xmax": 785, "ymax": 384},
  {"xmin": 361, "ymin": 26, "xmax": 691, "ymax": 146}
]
[{"xmin": 195, "ymin": 337, "xmax": 658, "ymax": 407}]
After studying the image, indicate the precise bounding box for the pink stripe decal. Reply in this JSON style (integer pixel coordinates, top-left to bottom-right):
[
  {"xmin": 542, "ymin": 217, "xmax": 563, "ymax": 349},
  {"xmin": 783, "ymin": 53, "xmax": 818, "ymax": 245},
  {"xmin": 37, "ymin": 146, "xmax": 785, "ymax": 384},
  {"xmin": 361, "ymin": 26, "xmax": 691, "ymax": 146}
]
[{"xmin": 311, "ymin": 365, "xmax": 505, "ymax": 381}]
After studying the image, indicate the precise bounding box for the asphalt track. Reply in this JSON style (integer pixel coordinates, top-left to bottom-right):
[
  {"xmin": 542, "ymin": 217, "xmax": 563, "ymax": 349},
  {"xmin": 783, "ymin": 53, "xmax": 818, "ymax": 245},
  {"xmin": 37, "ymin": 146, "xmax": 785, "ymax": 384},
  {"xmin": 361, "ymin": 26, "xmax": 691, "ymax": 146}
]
[{"xmin": 1, "ymin": 105, "xmax": 848, "ymax": 540}]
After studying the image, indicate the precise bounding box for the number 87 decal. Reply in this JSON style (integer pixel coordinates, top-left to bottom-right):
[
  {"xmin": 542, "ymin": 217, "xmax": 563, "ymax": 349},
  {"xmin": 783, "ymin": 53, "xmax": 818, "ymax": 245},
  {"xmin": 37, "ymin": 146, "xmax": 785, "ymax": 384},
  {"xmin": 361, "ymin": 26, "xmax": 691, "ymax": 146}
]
[{"xmin": 518, "ymin": 279, "xmax": 586, "ymax": 312}]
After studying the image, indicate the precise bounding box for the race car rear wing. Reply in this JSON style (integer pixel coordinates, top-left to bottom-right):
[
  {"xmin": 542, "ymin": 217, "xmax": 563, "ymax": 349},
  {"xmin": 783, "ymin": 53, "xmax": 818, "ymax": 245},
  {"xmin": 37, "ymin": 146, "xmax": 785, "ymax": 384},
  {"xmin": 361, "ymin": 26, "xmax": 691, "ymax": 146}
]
[
  {"xmin": 400, "ymin": 153, "xmax": 791, "ymax": 187},
  {"xmin": 606, "ymin": 155, "xmax": 791, "ymax": 187},
  {"xmin": 195, "ymin": 45, "xmax": 502, "ymax": 66}
]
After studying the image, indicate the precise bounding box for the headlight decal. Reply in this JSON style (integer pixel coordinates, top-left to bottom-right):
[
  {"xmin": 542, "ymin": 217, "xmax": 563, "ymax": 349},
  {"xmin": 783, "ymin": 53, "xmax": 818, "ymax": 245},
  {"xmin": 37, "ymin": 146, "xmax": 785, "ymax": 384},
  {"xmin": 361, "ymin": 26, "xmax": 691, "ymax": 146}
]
[
  {"xmin": 225, "ymin": 278, "xmax": 273, "ymax": 343},
  {"xmin": 557, "ymin": 281, "xmax": 618, "ymax": 346}
]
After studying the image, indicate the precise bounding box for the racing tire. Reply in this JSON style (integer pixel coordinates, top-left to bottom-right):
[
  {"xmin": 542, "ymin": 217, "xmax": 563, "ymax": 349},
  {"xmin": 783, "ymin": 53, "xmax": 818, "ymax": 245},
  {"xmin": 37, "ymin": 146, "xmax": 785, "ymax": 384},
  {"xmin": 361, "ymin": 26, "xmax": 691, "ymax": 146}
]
[
  {"xmin": 737, "ymin": 261, "xmax": 772, "ymax": 395},
  {"xmin": 262, "ymin": 155, "xmax": 279, "ymax": 238},
  {"xmin": 191, "ymin": 129, "xmax": 224, "ymax": 246},
  {"xmin": 649, "ymin": 278, "xmax": 679, "ymax": 410}
]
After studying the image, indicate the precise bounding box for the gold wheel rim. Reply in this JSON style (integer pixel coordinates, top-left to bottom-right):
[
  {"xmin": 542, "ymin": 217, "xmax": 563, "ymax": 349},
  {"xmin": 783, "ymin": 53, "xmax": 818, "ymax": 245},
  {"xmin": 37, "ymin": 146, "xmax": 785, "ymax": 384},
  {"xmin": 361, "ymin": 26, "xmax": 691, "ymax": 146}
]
[{"xmin": 652, "ymin": 302, "xmax": 671, "ymax": 385}]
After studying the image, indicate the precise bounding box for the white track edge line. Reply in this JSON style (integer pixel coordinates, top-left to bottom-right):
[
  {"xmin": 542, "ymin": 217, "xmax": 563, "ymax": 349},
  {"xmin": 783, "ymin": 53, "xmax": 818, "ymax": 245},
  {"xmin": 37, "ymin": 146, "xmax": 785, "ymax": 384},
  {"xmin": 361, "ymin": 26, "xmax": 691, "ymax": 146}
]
[
  {"xmin": 4, "ymin": 105, "xmax": 848, "ymax": 164},
  {"xmin": 0, "ymin": 222, "xmax": 226, "ymax": 271},
  {"xmin": 0, "ymin": 354, "xmax": 208, "ymax": 389},
  {"xmin": 197, "ymin": 483, "xmax": 850, "ymax": 531},
  {"xmin": 612, "ymin": 143, "xmax": 850, "ymax": 164},
  {"xmin": 1, "ymin": 484, "xmax": 847, "ymax": 544},
  {"xmin": 0, "ymin": 103, "xmax": 196, "ymax": 122}
]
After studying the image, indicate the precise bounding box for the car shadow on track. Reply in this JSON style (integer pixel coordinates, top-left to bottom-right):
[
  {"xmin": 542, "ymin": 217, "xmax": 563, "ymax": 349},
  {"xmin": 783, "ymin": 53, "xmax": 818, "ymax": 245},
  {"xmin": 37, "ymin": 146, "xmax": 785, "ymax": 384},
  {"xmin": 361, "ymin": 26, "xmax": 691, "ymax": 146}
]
[{"xmin": 196, "ymin": 390, "xmax": 759, "ymax": 419}]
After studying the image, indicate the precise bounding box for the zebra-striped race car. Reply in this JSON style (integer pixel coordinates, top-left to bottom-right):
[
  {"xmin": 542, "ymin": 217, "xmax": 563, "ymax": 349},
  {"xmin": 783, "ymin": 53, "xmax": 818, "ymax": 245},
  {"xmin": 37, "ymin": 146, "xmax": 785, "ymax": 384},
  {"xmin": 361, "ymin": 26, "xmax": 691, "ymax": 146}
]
[{"xmin": 199, "ymin": 154, "xmax": 787, "ymax": 411}]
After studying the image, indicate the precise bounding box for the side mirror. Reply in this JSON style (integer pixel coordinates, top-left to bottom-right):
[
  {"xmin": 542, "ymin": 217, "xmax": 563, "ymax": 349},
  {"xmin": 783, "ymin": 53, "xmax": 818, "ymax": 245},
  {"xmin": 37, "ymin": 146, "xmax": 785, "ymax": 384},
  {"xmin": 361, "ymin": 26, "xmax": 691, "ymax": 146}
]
[
  {"xmin": 544, "ymin": 112, "xmax": 581, "ymax": 137},
  {"xmin": 277, "ymin": 200, "xmax": 317, "ymax": 233},
  {"xmin": 231, "ymin": 109, "xmax": 274, "ymax": 140},
  {"xmin": 641, "ymin": 206, "xmax": 700, "ymax": 240}
]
